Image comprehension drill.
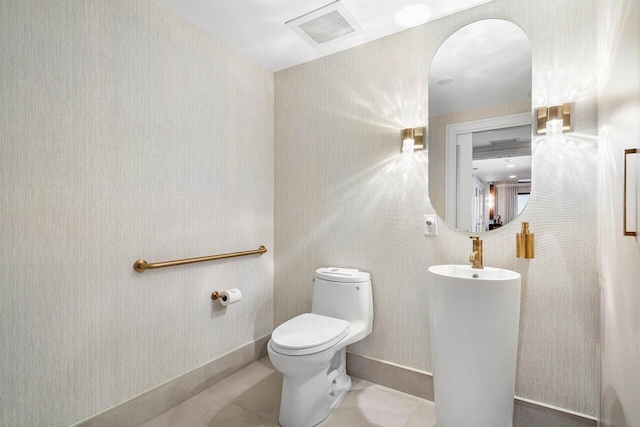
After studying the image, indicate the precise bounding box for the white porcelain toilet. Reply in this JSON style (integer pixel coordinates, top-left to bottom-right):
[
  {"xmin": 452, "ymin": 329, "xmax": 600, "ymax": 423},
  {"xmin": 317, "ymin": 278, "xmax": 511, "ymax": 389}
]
[{"xmin": 268, "ymin": 267, "xmax": 373, "ymax": 427}]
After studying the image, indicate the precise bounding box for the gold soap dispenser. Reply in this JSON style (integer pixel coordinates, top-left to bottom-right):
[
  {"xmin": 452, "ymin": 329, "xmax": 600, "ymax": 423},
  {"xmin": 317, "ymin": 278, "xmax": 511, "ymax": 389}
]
[{"xmin": 517, "ymin": 222, "xmax": 535, "ymax": 259}]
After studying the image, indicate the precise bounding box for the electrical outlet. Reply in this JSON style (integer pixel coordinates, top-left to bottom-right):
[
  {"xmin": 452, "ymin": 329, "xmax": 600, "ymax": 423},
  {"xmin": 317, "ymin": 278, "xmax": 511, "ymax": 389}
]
[{"xmin": 424, "ymin": 215, "xmax": 438, "ymax": 236}]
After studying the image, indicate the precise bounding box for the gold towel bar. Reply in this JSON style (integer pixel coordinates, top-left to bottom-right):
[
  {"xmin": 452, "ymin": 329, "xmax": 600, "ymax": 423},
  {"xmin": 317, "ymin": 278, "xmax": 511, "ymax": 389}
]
[{"xmin": 134, "ymin": 246, "xmax": 267, "ymax": 273}]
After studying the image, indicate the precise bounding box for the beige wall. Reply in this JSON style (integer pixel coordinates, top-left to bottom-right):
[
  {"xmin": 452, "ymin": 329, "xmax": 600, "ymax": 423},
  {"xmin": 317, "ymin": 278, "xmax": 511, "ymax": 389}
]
[
  {"xmin": 0, "ymin": 1, "xmax": 274, "ymax": 426},
  {"xmin": 275, "ymin": 0, "xmax": 599, "ymax": 417},
  {"xmin": 597, "ymin": 0, "xmax": 640, "ymax": 425},
  {"xmin": 428, "ymin": 99, "xmax": 532, "ymax": 215}
]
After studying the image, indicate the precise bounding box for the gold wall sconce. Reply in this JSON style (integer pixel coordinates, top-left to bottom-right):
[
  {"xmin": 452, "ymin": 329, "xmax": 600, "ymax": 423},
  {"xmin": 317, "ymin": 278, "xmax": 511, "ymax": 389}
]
[
  {"xmin": 401, "ymin": 127, "xmax": 425, "ymax": 152},
  {"xmin": 536, "ymin": 103, "xmax": 572, "ymax": 134}
]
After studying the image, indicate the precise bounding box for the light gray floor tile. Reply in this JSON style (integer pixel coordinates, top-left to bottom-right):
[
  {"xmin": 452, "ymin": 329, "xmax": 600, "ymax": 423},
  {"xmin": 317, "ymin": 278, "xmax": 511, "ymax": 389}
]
[
  {"xmin": 135, "ymin": 358, "xmax": 599, "ymax": 427},
  {"xmin": 229, "ymin": 371, "xmax": 283, "ymax": 423},
  {"xmin": 206, "ymin": 357, "xmax": 277, "ymax": 402},
  {"xmin": 141, "ymin": 390, "xmax": 278, "ymax": 427},
  {"xmin": 258, "ymin": 357, "xmax": 275, "ymax": 370},
  {"xmin": 139, "ymin": 358, "xmax": 435, "ymax": 427},
  {"xmin": 405, "ymin": 401, "xmax": 437, "ymax": 427},
  {"xmin": 370, "ymin": 382, "xmax": 429, "ymax": 404},
  {"xmin": 204, "ymin": 404, "xmax": 281, "ymax": 427},
  {"xmin": 349, "ymin": 377, "xmax": 375, "ymax": 391},
  {"xmin": 319, "ymin": 379, "xmax": 419, "ymax": 427},
  {"xmin": 204, "ymin": 336, "xmax": 271, "ymax": 389},
  {"xmin": 140, "ymin": 391, "xmax": 226, "ymax": 427}
]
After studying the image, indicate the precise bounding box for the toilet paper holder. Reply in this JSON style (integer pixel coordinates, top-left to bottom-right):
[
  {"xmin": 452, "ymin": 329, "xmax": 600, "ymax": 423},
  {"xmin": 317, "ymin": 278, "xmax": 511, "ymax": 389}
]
[
  {"xmin": 211, "ymin": 288, "xmax": 242, "ymax": 306},
  {"xmin": 211, "ymin": 291, "xmax": 226, "ymax": 301}
]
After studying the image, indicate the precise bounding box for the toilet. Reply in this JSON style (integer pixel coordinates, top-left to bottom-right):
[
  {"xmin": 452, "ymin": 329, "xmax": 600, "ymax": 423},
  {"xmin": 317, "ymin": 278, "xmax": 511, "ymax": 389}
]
[{"xmin": 268, "ymin": 267, "xmax": 373, "ymax": 427}]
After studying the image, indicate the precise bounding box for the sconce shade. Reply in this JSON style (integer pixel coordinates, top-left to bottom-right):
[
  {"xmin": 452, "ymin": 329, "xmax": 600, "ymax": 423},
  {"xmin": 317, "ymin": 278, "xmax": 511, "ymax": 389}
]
[
  {"xmin": 402, "ymin": 128, "xmax": 415, "ymax": 141},
  {"xmin": 401, "ymin": 127, "xmax": 424, "ymax": 151},
  {"xmin": 536, "ymin": 103, "xmax": 571, "ymax": 134},
  {"xmin": 546, "ymin": 105, "xmax": 565, "ymax": 122},
  {"xmin": 537, "ymin": 70, "xmax": 571, "ymax": 135}
]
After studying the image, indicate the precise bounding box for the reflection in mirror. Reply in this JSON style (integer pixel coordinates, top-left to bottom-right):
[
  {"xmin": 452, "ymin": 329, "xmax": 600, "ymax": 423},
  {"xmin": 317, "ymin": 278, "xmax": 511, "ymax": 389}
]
[{"xmin": 428, "ymin": 19, "xmax": 532, "ymax": 232}]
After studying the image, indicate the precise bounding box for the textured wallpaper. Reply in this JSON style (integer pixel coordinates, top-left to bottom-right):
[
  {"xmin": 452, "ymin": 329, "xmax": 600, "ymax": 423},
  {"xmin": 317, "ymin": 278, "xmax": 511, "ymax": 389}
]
[
  {"xmin": 0, "ymin": 1, "xmax": 274, "ymax": 426},
  {"xmin": 275, "ymin": 0, "xmax": 599, "ymax": 417},
  {"xmin": 597, "ymin": 0, "xmax": 640, "ymax": 425}
]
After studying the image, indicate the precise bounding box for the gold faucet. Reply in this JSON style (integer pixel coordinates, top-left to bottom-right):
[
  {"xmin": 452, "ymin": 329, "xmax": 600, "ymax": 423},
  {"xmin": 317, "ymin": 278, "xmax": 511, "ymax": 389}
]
[{"xmin": 469, "ymin": 236, "xmax": 483, "ymax": 269}]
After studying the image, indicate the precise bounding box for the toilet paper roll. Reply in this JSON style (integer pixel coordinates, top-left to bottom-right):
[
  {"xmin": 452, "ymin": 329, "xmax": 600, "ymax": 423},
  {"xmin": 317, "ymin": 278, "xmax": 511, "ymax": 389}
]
[{"xmin": 218, "ymin": 288, "xmax": 242, "ymax": 306}]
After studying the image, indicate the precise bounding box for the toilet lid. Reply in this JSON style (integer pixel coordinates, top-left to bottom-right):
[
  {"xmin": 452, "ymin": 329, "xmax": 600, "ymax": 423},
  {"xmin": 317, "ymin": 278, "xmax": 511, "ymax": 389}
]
[
  {"xmin": 315, "ymin": 267, "xmax": 371, "ymax": 283},
  {"xmin": 271, "ymin": 313, "xmax": 350, "ymax": 354}
]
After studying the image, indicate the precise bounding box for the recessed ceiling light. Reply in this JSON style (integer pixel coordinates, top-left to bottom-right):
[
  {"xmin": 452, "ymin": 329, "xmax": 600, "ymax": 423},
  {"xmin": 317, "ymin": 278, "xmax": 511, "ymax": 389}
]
[
  {"xmin": 437, "ymin": 78, "xmax": 455, "ymax": 86},
  {"xmin": 395, "ymin": 4, "xmax": 432, "ymax": 28}
]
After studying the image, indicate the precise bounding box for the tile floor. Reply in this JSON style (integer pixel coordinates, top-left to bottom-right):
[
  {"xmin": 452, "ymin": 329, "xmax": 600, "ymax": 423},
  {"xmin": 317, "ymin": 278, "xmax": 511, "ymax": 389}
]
[{"xmin": 142, "ymin": 357, "xmax": 437, "ymax": 427}]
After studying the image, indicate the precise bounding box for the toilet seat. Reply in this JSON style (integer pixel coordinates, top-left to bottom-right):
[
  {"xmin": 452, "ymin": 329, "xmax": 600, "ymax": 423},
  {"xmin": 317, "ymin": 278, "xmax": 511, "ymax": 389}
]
[{"xmin": 271, "ymin": 313, "xmax": 350, "ymax": 356}]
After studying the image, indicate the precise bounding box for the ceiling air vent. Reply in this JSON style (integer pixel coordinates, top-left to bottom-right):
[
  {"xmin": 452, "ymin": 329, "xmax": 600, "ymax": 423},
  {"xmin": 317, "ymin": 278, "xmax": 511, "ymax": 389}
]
[
  {"xmin": 490, "ymin": 138, "xmax": 521, "ymax": 145},
  {"xmin": 286, "ymin": 1, "xmax": 363, "ymax": 47}
]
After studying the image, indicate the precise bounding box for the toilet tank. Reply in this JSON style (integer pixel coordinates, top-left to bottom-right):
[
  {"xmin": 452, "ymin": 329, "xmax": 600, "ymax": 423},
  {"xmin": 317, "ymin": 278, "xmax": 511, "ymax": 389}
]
[{"xmin": 311, "ymin": 268, "xmax": 373, "ymax": 327}]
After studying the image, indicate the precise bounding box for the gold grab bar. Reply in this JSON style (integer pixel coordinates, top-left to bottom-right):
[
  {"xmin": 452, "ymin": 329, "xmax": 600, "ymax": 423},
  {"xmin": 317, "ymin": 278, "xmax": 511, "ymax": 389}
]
[{"xmin": 134, "ymin": 246, "xmax": 267, "ymax": 273}]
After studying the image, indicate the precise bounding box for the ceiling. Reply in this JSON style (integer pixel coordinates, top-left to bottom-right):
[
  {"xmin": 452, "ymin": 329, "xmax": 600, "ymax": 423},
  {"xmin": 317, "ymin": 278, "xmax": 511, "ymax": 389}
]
[
  {"xmin": 473, "ymin": 156, "xmax": 531, "ymax": 183},
  {"xmin": 472, "ymin": 125, "xmax": 532, "ymax": 183},
  {"xmin": 428, "ymin": 19, "xmax": 532, "ymax": 116},
  {"xmin": 154, "ymin": 0, "xmax": 494, "ymax": 72}
]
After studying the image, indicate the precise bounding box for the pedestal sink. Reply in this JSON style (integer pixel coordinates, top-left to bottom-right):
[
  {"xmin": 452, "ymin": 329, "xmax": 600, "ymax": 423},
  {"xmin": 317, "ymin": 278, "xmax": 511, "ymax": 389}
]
[{"xmin": 428, "ymin": 265, "xmax": 521, "ymax": 427}]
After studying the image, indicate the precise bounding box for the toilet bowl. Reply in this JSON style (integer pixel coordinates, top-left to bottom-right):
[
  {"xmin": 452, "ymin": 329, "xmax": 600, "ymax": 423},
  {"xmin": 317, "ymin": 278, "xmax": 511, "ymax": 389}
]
[{"xmin": 268, "ymin": 267, "xmax": 373, "ymax": 427}]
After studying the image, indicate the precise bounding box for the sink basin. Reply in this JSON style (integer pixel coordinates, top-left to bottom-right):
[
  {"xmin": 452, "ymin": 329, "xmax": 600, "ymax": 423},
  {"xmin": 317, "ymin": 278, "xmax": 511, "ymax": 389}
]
[{"xmin": 428, "ymin": 265, "xmax": 521, "ymax": 427}]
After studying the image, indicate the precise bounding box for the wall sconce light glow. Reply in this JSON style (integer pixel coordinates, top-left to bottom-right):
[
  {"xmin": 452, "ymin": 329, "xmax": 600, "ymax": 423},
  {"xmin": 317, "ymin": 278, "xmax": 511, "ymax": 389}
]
[
  {"xmin": 402, "ymin": 128, "xmax": 416, "ymax": 166},
  {"xmin": 546, "ymin": 69, "xmax": 565, "ymax": 138},
  {"xmin": 505, "ymin": 159, "xmax": 515, "ymax": 168},
  {"xmin": 537, "ymin": 69, "xmax": 572, "ymax": 137},
  {"xmin": 400, "ymin": 100, "xmax": 424, "ymax": 167},
  {"xmin": 403, "ymin": 100, "xmax": 418, "ymax": 127},
  {"xmin": 402, "ymin": 128, "xmax": 416, "ymax": 168},
  {"xmin": 546, "ymin": 69, "xmax": 564, "ymax": 107},
  {"xmin": 401, "ymin": 127, "xmax": 425, "ymax": 167},
  {"xmin": 395, "ymin": 4, "xmax": 432, "ymax": 28},
  {"xmin": 486, "ymin": 193, "xmax": 494, "ymax": 209},
  {"xmin": 509, "ymin": 175, "xmax": 517, "ymax": 179}
]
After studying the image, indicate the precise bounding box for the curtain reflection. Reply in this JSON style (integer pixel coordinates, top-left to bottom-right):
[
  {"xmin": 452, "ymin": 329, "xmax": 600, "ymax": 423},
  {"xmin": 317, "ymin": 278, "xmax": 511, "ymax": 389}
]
[{"xmin": 495, "ymin": 181, "xmax": 519, "ymax": 225}]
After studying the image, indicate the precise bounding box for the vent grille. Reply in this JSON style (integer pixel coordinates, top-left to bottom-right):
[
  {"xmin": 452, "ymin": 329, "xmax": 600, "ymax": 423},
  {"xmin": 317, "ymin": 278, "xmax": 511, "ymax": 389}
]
[
  {"xmin": 286, "ymin": 1, "xmax": 363, "ymax": 47},
  {"xmin": 490, "ymin": 138, "xmax": 521, "ymax": 145},
  {"xmin": 473, "ymin": 140, "xmax": 532, "ymax": 160},
  {"xmin": 298, "ymin": 10, "xmax": 355, "ymax": 44}
]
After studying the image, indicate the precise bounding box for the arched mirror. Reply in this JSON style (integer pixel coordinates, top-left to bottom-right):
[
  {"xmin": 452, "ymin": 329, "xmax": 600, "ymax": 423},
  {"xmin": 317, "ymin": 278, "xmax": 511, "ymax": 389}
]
[{"xmin": 428, "ymin": 19, "xmax": 532, "ymax": 232}]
